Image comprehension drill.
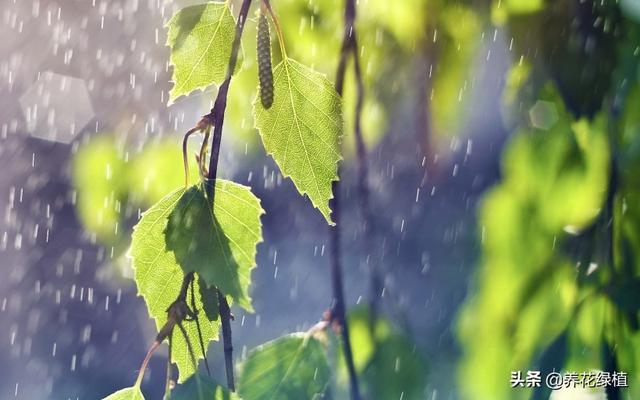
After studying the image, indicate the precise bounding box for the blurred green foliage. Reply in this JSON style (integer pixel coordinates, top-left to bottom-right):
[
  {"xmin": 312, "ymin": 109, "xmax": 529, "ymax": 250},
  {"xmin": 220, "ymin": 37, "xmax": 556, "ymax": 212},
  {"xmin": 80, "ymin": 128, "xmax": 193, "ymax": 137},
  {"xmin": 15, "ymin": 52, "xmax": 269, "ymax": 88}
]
[
  {"xmin": 70, "ymin": 1, "xmax": 640, "ymax": 399},
  {"xmin": 459, "ymin": 1, "xmax": 640, "ymax": 399},
  {"xmin": 72, "ymin": 136, "xmax": 199, "ymax": 250},
  {"xmin": 458, "ymin": 85, "xmax": 610, "ymax": 400},
  {"xmin": 333, "ymin": 307, "xmax": 428, "ymax": 400}
]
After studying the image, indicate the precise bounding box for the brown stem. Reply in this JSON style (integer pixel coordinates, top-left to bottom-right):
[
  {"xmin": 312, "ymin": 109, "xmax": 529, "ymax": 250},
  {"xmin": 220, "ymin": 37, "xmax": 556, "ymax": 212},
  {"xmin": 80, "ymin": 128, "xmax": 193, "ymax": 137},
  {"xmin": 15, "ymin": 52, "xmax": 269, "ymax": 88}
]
[
  {"xmin": 197, "ymin": 0, "xmax": 253, "ymax": 391},
  {"xmin": 218, "ymin": 290, "xmax": 236, "ymax": 391},
  {"xmin": 135, "ymin": 340, "xmax": 162, "ymax": 388},
  {"xmin": 329, "ymin": 0, "xmax": 362, "ymax": 399},
  {"xmin": 349, "ymin": 23, "xmax": 381, "ymax": 333}
]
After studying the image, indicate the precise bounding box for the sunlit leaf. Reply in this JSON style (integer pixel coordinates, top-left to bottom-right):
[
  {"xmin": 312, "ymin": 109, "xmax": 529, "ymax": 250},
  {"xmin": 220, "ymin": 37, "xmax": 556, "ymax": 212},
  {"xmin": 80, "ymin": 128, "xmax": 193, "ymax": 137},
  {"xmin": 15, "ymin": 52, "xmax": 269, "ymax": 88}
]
[
  {"xmin": 170, "ymin": 374, "xmax": 240, "ymax": 400},
  {"xmin": 131, "ymin": 188, "xmax": 222, "ymax": 382},
  {"xmin": 238, "ymin": 333, "xmax": 330, "ymax": 400},
  {"xmin": 165, "ymin": 182, "xmax": 264, "ymax": 311},
  {"xmin": 102, "ymin": 387, "xmax": 144, "ymax": 400},
  {"xmin": 167, "ymin": 2, "xmax": 241, "ymax": 103},
  {"xmin": 254, "ymin": 57, "xmax": 342, "ymax": 225}
]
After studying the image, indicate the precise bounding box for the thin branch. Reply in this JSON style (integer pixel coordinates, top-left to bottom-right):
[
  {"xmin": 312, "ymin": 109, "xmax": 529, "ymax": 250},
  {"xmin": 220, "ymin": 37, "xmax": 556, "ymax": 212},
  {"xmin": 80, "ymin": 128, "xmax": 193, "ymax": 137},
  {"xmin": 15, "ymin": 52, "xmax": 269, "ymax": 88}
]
[
  {"xmin": 328, "ymin": 0, "xmax": 362, "ymax": 399},
  {"xmin": 203, "ymin": 0, "xmax": 253, "ymax": 198},
  {"xmin": 135, "ymin": 340, "xmax": 162, "ymax": 388},
  {"xmin": 195, "ymin": 0, "xmax": 253, "ymax": 391},
  {"xmin": 218, "ymin": 290, "xmax": 236, "ymax": 391},
  {"xmin": 349, "ymin": 18, "xmax": 381, "ymax": 333}
]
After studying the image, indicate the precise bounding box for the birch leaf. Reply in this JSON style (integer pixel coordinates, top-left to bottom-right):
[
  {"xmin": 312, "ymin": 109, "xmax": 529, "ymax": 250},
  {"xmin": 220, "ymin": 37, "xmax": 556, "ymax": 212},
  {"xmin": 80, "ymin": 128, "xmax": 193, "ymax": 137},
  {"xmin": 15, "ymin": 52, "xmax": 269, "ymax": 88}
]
[
  {"xmin": 238, "ymin": 333, "xmax": 330, "ymax": 400},
  {"xmin": 254, "ymin": 57, "xmax": 343, "ymax": 224},
  {"xmin": 167, "ymin": 2, "xmax": 241, "ymax": 103},
  {"xmin": 102, "ymin": 387, "xmax": 144, "ymax": 400}
]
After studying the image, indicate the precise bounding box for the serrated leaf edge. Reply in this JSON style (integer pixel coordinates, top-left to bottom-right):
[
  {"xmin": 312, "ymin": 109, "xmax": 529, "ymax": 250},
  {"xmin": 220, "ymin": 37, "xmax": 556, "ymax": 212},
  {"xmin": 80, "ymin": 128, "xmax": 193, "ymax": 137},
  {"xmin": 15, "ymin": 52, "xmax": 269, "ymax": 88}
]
[
  {"xmin": 252, "ymin": 57, "xmax": 343, "ymax": 226},
  {"xmin": 165, "ymin": 1, "xmax": 243, "ymax": 105}
]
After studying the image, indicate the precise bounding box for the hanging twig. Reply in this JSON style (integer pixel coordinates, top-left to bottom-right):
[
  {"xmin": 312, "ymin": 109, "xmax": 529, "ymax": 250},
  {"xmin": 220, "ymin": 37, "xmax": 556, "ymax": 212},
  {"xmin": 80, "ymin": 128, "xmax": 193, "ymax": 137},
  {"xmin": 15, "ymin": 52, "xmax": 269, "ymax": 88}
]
[
  {"xmin": 191, "ymin": 0, "xmax": 253, "ymax": 391},
  {"xmin": 328, "ymin": 0, "xmax": 364, "ymax": 399},
  {"xmin": 348, "ymin": 11, "xmax": 381, "ymax": 333}
]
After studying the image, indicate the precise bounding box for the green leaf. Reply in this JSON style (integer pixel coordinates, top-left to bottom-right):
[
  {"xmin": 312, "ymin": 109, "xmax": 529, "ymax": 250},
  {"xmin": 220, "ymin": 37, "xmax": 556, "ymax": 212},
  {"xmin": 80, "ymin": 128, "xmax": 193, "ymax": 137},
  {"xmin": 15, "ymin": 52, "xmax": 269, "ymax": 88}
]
[
  {"xmin": 131, "ymin": 190, "xmax": 222, "ymax": 382},
  {"xmin": 102, "ymin": 387, "xmax": 144, "ymax": 400},
  {"xmin": 165, "ymin": 182, "xmax": 264, "ymax": 311},
  {"xmin": 238, "ymin": 333, "xmax": 331, "ymax": 400},
  {"xmin": 167, "ymin": 2, "xmax": 241, "ymax": 103},
  {"xmin": 170, "ymin": 374, "xmax": 240, "ymax": 400},
  {"xmin": 363, "ymin": 335, "xmax": 428, "ymax": 400},
  {"xmin": 128, "ymin": 141, "xmax": 200, "ymax": 206},
  {"xmin": 72, "ymin": 135, "xmax": 126, "ymax": 244},
  {"xmin": 254, "ymin": 57, "xmax": 343, "ymax": 225}
]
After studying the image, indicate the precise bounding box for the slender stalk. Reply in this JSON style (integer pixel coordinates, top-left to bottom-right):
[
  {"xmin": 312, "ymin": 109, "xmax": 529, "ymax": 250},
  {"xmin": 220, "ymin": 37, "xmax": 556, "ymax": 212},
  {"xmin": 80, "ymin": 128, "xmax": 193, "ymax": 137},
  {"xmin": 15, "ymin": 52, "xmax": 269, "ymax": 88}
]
[
  {"xmin": 349, "ymin": 21, "xmax": 381, "ymax": 332},
  {"xmin": 261, "ymin": 0, "xmax": 287, "ymax": 58},
  {"xmin": 198, "ymin": 0, "xmax": 253, "ymax": 391},
  {"xmin": 135, "ymin": 340, "xmax": 162, "ymax": 388},
  {"xmin": 218, "ymin": 290, "xmax": 236, "ymax": 391},
  {"xmin": 329, "ymin": 0, "xmax": 363, "ymax": 399}
]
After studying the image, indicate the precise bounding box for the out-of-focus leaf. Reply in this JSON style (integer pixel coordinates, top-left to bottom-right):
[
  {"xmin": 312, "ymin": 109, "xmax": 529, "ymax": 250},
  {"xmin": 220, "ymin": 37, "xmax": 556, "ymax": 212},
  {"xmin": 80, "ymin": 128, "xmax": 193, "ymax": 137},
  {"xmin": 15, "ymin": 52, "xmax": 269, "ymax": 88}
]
[
  {"xmin": 363, "ymin": 334, "xmax": 428, "ymax": 400},
  {"xmin": 102, "ymin": 387, "xmax": 145, "ymax": 400},
  {"xmin": 238, "ymin": 333, "xmax": 330, "ymax": 400},
  {"xmin": 128, "ymin": 141, "xmax": 199, "ymax": 205},
  {"xmin": 457, "ymin": 85, "xmax": 608, "ymax": 400},
  {"xmin": 501, "ymin": 61, "xmax": 533, "ymax": 128},
  {"xmin": 170, "ymin": 374, "xmax": 240, "ymax": 400},
  {"xmin": 167, "ymin": 2, "xmax": 241, "ymax": 103},
  {"xmin": 254, "ymin": 57, "xmax": 342, "ymax": 225},
  {"xmin": 72, "ymin": 136, "xmax": 126, "ymax": 244},
  {"xmin": 165, "ymin": 182, "xmax": 264, "ymax": 311},
  {"xmin": 492, "ymin": 0, "xmax": 544, "ymax": 25},
  {"xmin": 531, "ymin": 333, "xmax": 567, "ymax": 400},
  {"xmin": 333, "ymin": 306, "xmax": 427, "ymax": 399},
  {"xmin": 431, "ymin": 5, "xmax": 481, "ymax": 137},
  {"xmin": 549, "ymin": 385, "xmax": 608, "ymax": 400}
]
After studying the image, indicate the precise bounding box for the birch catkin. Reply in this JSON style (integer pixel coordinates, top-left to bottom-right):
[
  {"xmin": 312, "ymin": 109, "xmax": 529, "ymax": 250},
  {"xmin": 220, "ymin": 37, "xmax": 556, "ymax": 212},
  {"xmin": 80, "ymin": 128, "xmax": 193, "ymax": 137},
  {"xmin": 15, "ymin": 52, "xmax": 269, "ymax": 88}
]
[{"xmin": 257, "ymin": 11, "xmax": 274, "ymax": 109}]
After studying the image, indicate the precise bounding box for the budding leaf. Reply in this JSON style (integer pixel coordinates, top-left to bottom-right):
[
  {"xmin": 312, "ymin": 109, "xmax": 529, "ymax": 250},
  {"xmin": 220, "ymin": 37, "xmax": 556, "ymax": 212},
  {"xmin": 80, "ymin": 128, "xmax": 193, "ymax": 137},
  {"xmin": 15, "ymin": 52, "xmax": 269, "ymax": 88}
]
[
  {"xmin": 254, "ymin": 57, "xmax": 343, "ymax": 225},
  {"xmin": 167, "ymin": 2, "xmax": 241, "ymax": 103},
  {"xmin": 165, "ymin": 182, "xmax": 264, "ymax": 311},
  {"xmin": 170, "ymin": 374, "xmax": 240, "ymax": 400},
  {"xmin": 102, "ymin": 387, "xmax": 145, "ymax": 400},
  {"xmin": 238, "ymin": 333, "xmax": 331, "ymax": 400},
  {"xmin": 131, "ymin": 190, "xmax": 222, "ymax": 382}
]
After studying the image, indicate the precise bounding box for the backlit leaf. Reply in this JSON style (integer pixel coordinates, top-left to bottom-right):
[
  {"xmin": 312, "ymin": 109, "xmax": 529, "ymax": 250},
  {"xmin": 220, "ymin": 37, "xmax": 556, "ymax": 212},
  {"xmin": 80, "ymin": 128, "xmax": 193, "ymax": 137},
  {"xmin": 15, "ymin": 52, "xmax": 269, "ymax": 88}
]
[
  {"xmin": 131, "ymin": 189, "xmax": 221, "ymax": 382},
  {"xmin": 238, "ymin": 333, "xmax": 330, "ymax": 400},
  {"xmin": 102, "ymin": 387, "xmax": 145, "ymax": 400},
  {"xmin": 167, "ymin": 2, "xmax": 241, "ymax": 102},
  {"xmin": 170, "ymin": 374, "xmax": 240, "ymax": 400},
  {"xmin": 165, "ymin": 182, "xmax": 264, "ymax": 311},
  {"xmin": 254, "ymin": 57, "xmax": 342, "ymax": 224}
]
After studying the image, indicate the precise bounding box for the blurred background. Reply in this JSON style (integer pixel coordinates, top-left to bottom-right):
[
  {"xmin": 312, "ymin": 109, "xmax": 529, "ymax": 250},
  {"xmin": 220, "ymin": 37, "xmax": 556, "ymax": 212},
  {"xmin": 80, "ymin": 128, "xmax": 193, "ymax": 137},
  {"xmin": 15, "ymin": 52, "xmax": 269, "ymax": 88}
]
[{"xmin": 1, "ymin": 0, "xmax": 639, "ymax": 399}]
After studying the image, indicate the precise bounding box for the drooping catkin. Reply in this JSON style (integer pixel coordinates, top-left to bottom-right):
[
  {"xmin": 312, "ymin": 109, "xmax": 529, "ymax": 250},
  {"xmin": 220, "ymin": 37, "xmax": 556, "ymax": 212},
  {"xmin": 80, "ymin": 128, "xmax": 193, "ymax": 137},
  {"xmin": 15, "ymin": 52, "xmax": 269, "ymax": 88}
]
[{"xmin": 257, "ymin": 11, "xmax": 274, "ymax": 109}]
